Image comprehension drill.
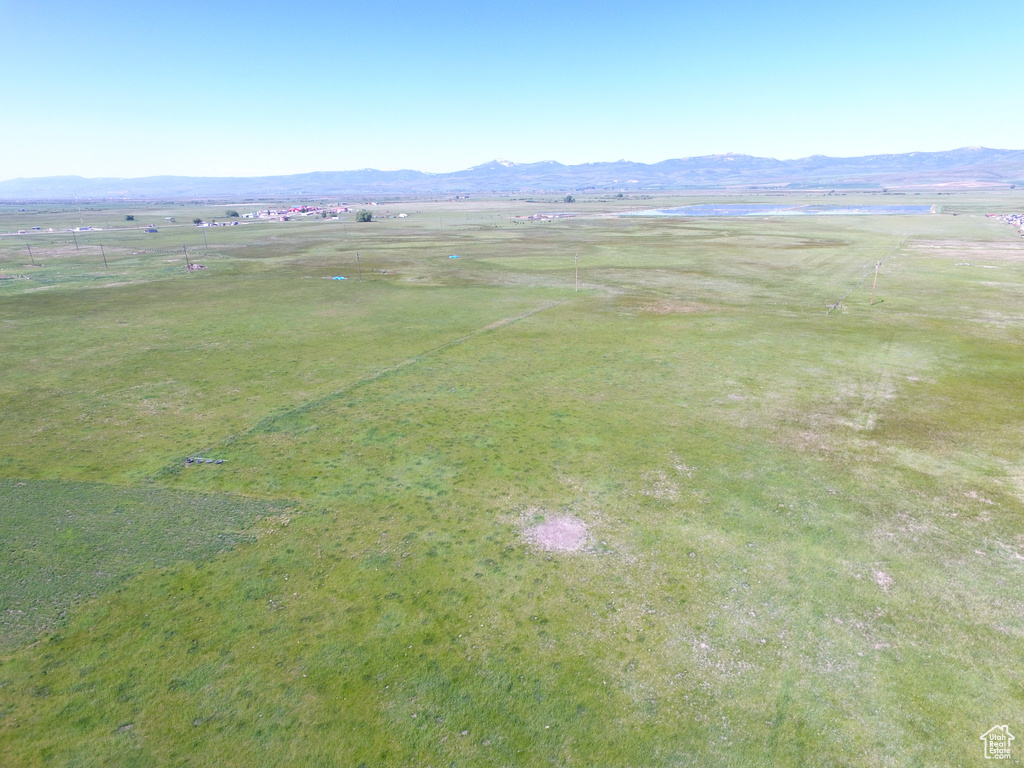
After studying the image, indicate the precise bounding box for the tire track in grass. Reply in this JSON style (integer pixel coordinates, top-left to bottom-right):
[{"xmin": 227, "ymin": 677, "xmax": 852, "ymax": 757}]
[{"xmin": 157, "ymin": 299, "xmax": 568, "ymax": 474}]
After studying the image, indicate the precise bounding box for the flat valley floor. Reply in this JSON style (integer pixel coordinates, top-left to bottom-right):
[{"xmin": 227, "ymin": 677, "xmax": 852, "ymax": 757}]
[{"xmin": 1, "ymin": 192, "xmax": 1022, "ymax": 766}]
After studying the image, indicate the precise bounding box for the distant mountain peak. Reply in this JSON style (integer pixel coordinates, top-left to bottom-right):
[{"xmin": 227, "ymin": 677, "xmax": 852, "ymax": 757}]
[{"xmin": 2, "ymin": 147, "xmax": 1022, "ymax": 198}]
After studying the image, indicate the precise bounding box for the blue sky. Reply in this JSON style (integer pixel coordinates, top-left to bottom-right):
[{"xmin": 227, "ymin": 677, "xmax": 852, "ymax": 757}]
[{"xmin": 1, "ymin": 0, "xmax": 1020, "ymax": 180}]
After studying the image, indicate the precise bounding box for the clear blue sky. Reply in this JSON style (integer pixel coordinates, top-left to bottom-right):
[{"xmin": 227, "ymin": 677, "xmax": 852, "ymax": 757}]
[{"xmin": 1, "ymin": 0, "xmax": 1020, "ymax": 180}]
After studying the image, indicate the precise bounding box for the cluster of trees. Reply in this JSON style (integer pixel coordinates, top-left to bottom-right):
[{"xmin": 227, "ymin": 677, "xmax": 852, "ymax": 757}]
[{"xmin": 356, "ymin": 210, "xmax": 373, "ymax": 222}]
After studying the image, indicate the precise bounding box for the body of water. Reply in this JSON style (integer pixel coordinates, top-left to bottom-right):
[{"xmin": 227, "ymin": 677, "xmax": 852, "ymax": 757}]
[{"xmin": 623, "ymin": 204, "xmax": 935, "ymax": 217}]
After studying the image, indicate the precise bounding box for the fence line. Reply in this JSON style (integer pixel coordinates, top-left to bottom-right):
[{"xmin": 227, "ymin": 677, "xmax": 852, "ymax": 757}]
[{"xmin": 826, "ymin": 237, "xmax": 905, "ymax": 315}]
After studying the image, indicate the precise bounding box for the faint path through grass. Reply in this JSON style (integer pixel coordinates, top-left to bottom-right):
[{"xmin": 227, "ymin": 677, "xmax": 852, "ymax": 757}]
[{"xmin": 157, "ymin": 298, "xmax": 568, "ymax": 477}]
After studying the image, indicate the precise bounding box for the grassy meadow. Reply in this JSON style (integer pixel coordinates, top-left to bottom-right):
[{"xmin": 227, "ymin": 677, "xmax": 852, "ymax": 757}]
[{"xmin": 1, "ymin": 191, "xmax": 1023, "ymax": 766}]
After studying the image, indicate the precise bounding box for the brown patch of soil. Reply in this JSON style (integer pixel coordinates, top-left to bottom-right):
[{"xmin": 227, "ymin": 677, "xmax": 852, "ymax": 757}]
[{"xmin": 524, "ymin": 514, "xmax": 588, "ymax": 552}]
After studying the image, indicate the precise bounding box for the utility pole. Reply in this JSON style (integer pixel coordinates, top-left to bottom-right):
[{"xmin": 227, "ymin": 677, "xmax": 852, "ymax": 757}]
[
  {"xmin": 356, "ymin": 252, "xmax": 361, "ymax": 282},
  {"xmin": 72, "ymin": 231, "xmax": 79, "ymax": 252},
  {"xmin": 27, "ymin": 244, "xmax": 36, "ymax": 266},
  {"xmin": 202, "ymin": 227, "xmax": 209, "ymax": 252},
  {"xmin": 870, "ymin": 261, "xmax": 880, "ymax": 305},
  {"xmin": 183, "ymin": 246, "xmax": 191, "ymax": 269},
  {"xmin": 100, "ymin": 244, "xmax": 108, "ymax": 269}
]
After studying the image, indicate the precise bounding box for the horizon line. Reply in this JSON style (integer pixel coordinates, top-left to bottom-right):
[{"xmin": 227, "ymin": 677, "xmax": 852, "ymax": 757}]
[{"xmin": 3, "ymin": 146, "xmax": 1020, "ymax": 184}]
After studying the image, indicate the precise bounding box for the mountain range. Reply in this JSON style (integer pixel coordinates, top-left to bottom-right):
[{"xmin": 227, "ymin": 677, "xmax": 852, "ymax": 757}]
[{"xmin": 2, "ymin": 147, "xmax": 1023, "ymax": 200}]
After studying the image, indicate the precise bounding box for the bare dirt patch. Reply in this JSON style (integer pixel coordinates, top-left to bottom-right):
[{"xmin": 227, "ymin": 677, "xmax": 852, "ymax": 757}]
[
  {"xmin": 523, "ymin": 513, "xmax": 589, "ymax": 552},
  {"xmin": 872, "ymin": 569, "xmax": 894, "ymax": 592}
]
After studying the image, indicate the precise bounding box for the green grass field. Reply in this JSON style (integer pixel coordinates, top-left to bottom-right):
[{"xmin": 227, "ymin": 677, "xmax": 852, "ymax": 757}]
[{"xmin": 2, "ymin": 192, "xmax": 1023, "ymax": 766}]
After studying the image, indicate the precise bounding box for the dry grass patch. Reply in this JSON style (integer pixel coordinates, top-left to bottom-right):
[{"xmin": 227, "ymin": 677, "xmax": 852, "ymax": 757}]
[{"xmin": 637, "ymin": 300, "xmax": 707, "ymax": 314}]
